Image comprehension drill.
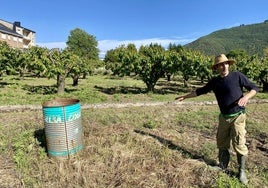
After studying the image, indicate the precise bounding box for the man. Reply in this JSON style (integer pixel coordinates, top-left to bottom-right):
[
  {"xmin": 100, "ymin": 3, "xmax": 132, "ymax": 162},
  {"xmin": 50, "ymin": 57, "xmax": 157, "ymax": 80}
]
[{"xmin": 175, "ymin": 54, "xmax": 258, "ymax": 185}]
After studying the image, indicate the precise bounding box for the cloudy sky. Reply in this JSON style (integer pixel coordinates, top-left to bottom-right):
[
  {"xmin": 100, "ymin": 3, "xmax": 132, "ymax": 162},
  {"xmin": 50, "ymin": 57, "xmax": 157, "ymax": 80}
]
[{"xmin": 2, "ymin": 0, "xmax": 268, "ymax": 58}]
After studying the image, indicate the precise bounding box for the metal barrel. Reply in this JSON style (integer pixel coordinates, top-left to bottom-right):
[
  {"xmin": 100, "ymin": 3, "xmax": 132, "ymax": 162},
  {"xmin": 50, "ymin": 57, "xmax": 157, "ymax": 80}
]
[{"xmin": 42, "ymin": 98, "xmax": 83, "ymax": 159}]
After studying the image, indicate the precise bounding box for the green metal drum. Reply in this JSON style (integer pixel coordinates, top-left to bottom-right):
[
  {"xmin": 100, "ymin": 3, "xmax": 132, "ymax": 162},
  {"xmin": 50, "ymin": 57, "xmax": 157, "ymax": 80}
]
[{"xmin": 42, "ymin": 98, "xmax": 83, "ymax": 159}]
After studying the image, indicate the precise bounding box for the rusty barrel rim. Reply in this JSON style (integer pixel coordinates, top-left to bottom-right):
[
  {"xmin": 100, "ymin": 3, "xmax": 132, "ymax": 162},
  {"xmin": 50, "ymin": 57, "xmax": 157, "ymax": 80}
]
[{"xmin": 42, "ymin": 98, "xmax": 80, "ymax": 108}]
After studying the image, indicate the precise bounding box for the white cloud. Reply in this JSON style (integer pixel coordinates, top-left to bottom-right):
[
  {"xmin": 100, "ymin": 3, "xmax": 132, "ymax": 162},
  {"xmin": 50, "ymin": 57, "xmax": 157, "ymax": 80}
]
[{"xmin": 37, "ymin": 37, "xmax": 195, "ymax": 59}]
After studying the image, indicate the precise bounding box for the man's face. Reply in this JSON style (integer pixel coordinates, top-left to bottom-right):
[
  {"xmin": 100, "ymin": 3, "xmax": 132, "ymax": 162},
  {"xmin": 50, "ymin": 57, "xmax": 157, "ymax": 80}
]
[{"xmin": 215, "ymin": 62, "xmax": 229, "ymax": 77}]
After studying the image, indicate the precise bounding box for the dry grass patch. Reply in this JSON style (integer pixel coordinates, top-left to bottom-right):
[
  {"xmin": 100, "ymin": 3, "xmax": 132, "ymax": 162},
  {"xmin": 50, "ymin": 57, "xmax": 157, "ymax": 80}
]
[{"xmin": 0, "ymin": 103, "xmax": 267, "ymax": 187}]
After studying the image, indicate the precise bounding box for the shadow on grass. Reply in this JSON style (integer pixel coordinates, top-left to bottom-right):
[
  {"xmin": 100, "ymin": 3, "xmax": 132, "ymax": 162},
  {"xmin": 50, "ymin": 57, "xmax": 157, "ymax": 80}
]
[
  {"xmin": 94, "ymin": 85, "xmax": 191, "ymax": 95},
  {"xmin": 94, "ymin": 85, "xmax": 147, "ymax": 95},
  {"xmin": 23, "ymin": 85, "xmax": 57, "ymax": 95},
  {"xmin": 34, "ymin": 128, "xmax": 47, "ymax": 153},
  {"xmin": 22, "ymin": 85, "xmax": 78, "ymax": 95},
  {"xmin": 0, "ymin": 81, "xmax": 10, "ymax": 88},
  {"xmin": 134, "ymin": 129, "xmax": 217, "ymax": 166}
]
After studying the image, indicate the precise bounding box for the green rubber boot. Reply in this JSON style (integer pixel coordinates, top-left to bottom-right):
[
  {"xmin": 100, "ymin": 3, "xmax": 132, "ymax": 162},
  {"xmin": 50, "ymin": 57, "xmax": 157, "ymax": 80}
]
[
  {"xmin": 219, "ymin": 149, "xmax": 230, "ymax": 170},
  {"xmin": 237, "ymin": 154, "xmax": 248, "ymax": 185}
]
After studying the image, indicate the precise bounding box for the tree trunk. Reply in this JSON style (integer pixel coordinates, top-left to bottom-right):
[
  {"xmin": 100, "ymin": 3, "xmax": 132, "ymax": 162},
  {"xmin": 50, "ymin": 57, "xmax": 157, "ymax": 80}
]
[
  {"xmin": 262, "ymin": 80, "xmax": 268, "ymax": 92},
  {"xmin": 57, "ymin": 74, "xmax": 65, "ymax": 94},
  {"xmin": 146, "ymin": 82, "xmax": 155, "ymax": 93},
  {"xmin": 183, "ymin": 79, "xmax": 188, "ymax": 87},
  {"xmin": 19, "ymin": 71, "xmax": 25, "ymax": 80},
  {"xmin": 82, "ymin": 73, "xmax": 87, "ymax": 79},
  {"xmin": 167, "ymin": 73, "xmax": 171, "ymax": 81},
  {"xmin": 72, "ymin": 74, "xmax": 79, "ymax": 86},
  {"xmin": 183, "ymin": 75, "xmax": 189, "ymax": 87},
  {"xmin": 6, "ymin": 70, "xmax": 11, "ymax": 75}
]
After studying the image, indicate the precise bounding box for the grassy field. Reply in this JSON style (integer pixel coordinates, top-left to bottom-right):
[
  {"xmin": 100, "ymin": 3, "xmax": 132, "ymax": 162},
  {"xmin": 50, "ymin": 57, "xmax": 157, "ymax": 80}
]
[
  {"xmin": 0, "ymin": 75, "xmax": 267, "ymax": 187},
  {"xmin": 1, "ymin": 74, "xmax": 267, "ymax": 106}
]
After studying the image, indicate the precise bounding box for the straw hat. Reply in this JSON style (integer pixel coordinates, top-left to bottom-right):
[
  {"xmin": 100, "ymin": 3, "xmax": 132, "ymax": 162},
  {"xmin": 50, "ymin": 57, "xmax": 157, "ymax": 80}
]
[{"xmin": 212, "ymin": 54, "xmax": 235, "ymax": 70}]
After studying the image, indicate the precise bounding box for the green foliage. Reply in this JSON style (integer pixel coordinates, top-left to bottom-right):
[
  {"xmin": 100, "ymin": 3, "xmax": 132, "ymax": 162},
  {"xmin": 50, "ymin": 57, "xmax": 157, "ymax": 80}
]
[
  {"xmin": 11, "ymin": 129, "xmax": 47, "ymax": 186},
  {"xmin": 26, "ymin": 46, "xmax": 50, "ymax": 77},
  {"xmin": 67, "ymin": 28, "xmax": 99, "ymax": 60},
  {"xmin": 47, "ymin": 48, "xmax": 83, "ymax": 93},
  {"xmin": 104, "ymin": 43, "xmax": 169, "ymax": 92},
  {"xmin": 12, "ymin": 129, "xmax": 46, "ymax": 169},
  {"xmin": 104, "ymin": 43, "xmax": 213, "ymax": 92},
  {"xmin": 138, "ymin": 44, "xmax": 167, "ymax": 92},
  {"xmin": 185, "ymin": 20, "xmax": 268, "ymax": 57},
  {"xmin": 172, "ymin": 47, "xmax": 213, "ymax": 87},
  {"xmin": 104, "ymin": 44, "xmax": 138, "ymax": 76},
  {"xmin": 66, "ymin": 28, "xmax": 100, "ymax": 83},
  {"xmin": 0, "ymin": 41, "xmax": 18, "ymax": 75},
  {"xmin": 215, "ymin": 173, "xmax": 246, "ymax": 188},
  {"xmin": 228, "ymin": 49, "xmax": 268, "ymax": 92},
  {"xmin": 143, "ymin": 120, "xmax": 157, "ymax": 129}
]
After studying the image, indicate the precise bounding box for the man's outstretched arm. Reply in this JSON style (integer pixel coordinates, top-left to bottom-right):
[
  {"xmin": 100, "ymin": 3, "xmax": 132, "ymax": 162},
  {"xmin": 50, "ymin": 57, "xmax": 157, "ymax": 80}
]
[{"xmin": 175, "ymin": 91, "xmax": 197, "ymax": 101}]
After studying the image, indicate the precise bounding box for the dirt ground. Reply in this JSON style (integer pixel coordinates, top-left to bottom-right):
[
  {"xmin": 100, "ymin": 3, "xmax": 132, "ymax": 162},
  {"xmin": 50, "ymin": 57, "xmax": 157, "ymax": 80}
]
[
  {"xmin": 0, "ymin": 155, "xmax": 22, "ymax": 187},
  {"xmin": 0, "ymin": 100, "xmax": 267, "ymax": 187}
]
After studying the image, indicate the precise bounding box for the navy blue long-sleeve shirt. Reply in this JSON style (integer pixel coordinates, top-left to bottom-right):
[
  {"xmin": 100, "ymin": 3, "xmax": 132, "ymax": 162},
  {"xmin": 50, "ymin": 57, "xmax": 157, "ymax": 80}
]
[{"xmin": 195, "ymin": 71, "xmax": 258, "ymax": 114}]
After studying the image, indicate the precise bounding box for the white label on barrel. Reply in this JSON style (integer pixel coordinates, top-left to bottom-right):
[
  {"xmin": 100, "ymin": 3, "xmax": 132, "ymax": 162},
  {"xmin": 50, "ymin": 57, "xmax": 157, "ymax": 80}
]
[
  {"xmin": 45, "ymin": 115, "xmax": 62, "ymax": 123},
  {"xmin": 45, "ymin": 112, "xmax": 81, "ymax": 123},
  {"xmin": 68, "ymin": 112, "xmax": 81, "ymax": 122}
]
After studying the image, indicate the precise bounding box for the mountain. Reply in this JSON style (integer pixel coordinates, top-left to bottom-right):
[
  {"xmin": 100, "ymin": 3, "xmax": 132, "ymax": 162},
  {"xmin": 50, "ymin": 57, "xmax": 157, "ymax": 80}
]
[{"xmin": 184, "ymin": 20, "xmax": 268, "ymax": 56}]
